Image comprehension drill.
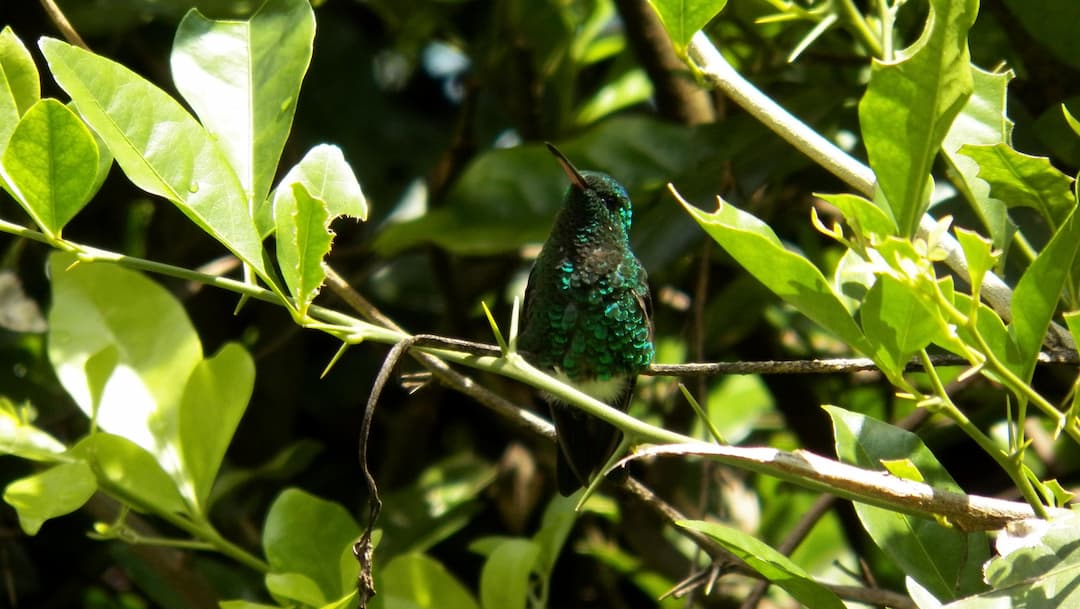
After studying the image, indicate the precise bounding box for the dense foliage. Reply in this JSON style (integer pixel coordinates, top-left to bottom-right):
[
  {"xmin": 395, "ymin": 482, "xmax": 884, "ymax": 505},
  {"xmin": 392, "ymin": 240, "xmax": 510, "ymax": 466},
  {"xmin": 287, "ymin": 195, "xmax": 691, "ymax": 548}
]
[{"xmin": 2, "ymin": 0, "xmax": 1080, "ymax": 608}]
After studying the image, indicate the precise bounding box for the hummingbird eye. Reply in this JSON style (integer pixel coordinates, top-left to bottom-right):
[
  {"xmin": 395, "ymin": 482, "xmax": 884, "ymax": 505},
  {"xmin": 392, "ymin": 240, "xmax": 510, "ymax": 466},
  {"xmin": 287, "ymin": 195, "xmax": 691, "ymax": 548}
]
[{"xmin": 600, "ymin": 193, "xmax": 624, "ymax": 212}]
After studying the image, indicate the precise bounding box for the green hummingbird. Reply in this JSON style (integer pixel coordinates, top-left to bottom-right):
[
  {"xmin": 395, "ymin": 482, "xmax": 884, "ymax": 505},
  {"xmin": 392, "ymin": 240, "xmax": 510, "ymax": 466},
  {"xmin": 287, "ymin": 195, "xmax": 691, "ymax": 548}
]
[{"xmin": 520, "ymin": 143, "xmax": 654, "ymax": 496}]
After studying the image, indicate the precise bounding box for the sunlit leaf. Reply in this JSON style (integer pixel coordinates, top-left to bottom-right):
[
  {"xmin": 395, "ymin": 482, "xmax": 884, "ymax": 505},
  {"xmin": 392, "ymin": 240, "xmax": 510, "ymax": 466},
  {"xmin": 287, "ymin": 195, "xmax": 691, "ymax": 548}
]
[
  {"xmin": 943, "ymin": 512, "xmax": 1080, "ymax": 608},
  {"xmin": 478, "ymin": 539, "xmax": 539, "ymax": 609},
  {"xmin": 959, "ymin": 143, "xmax": 1075, "ymax": 231},
  {"xmin": 259, "ymin": 143, "xmax": 367, "ymax": 237},
  {"xmin": 817, "ymin": 192, "xmax": 898, "ymax": 239},
  {"xmin": 1, "ymin": 99, "xmax": 99, "ymax": 237},
  {"xmin": 274, "ymin": 182, "xmax": 332, "ymax": 316},
  {"xmin": 1008, "ymin": 208, "xmax": 1080, "ymax": 381},
  {"xmin": 0, "ymin": 397, "xmax": 68, "ymax": 462},
  {"xmin": 858, "ymin": 0, "xmax": 978, "ymax": 236},
  {"xmin": 3, "ymin": 461, "xmax": 95, "ymax": 535},
  {"xmin": 172, "ymin": 0, "xmax": 314, "ymax": 206},
  {"xmin": 677, "ymin": 191, "xmax": 871, "ymax": 356},
  {"xmin": 859, "ymin": 274, "xmax": 939, "ymax": 379},
  {"xmin": 379, "ymin": 553, "xmax": 480, "ymax": 609},
  {"xmin": 68, "ymin": 433, "xmax": 189, "ymax": 517},
  {"xmin": 647, "ymin": 0, "xmax": 728, "ymax": 53},
  {"xmin": 954, "ymin": 228, "xmax": 996, "ymax": 304},
  {"xmin": 943, "ymin": 68, "xmax": 1014, "ymax": 251},
  {"xmin": 266, "ymin": 572, "xmax": 326, "ymax": 607},
  {"xmin": 826, "ymin": 407, "xmax": 989, "ymax": 599},
  {"xmin": 263, "ymin": 488, "xmax": 362, "ymax": 602},
  {"xmin": 48, "ymin": 252, "xmax": 202, "ymax": 480},
  {"xmin": 0, "ymin": 26, "xmax": 38, "ymax": 114},
  {"xmin": 0, "ymin": 26, "xmax": 39, "ymax": 152},
  {"xmin": 678, "ymin": 519, "xmax": 845, "ymax": 609},
  {"xmin": 179, "ymin": 343, "xmax": 254, "ymax": 513},
  {"xmin": 39, "ymin": 38, "xmax": 266, "ymax": 276}
]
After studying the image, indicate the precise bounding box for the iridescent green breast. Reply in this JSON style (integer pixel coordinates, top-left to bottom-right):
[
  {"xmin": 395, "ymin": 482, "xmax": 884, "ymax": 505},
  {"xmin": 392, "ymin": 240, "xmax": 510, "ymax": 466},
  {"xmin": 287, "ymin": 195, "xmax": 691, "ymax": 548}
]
[{"xmin": 520, "ymin": 246, "xmax": 653, "ymax": 385}]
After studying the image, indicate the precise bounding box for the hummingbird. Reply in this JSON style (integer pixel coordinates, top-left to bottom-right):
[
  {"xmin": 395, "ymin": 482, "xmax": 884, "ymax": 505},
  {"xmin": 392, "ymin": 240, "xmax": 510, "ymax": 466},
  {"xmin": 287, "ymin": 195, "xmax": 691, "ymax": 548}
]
[{"xmin": 520, "ymin": 143, "xmax": 654, "ymax": 496}]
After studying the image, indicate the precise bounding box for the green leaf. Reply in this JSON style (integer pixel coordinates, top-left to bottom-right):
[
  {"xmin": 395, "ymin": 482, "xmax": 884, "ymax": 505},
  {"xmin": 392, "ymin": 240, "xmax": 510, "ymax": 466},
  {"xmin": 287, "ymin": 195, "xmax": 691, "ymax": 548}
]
[
  {"xmin": 533, "ymin": 494, "xmax": 578, "ymax": 575},
  {"xmin": 478, "ymin": 539, "xmax": 540, "ymax": 609},
  {"xmin": 379, "ymin": 553, "xmax": 480, "ymax": 609},
  {"xmin": 377, "ymin": 455, "xmax": 496, "ymax": 558},
  {"xmin": 3, "ymin": 461, "xmax": 96, "ymax": 534},
  {"xmin": 259, "ymin": 143, "xmax": 367, "ymax": 237},
  {"xmin": 574, "ymin": 69, "xmax": 652, "ymax": 127},
  {"xmin": 47, "ymin": 252, "xmax": 202, "ymax": 477},
  {"xmin": 1066, "ymin": 310, "xmax": 1080, "ymax": 356},
  {"xmin": 1064, "ymin": 104, "xmax": 1080, "ymax": 139},
  {"xmin": 263, "ymin": 488, "xmax": 362, "ymax": 602},
  {"xmin": 0, "ymin": 27, "xmax": 39, "ymax": 115},
  {"xmin": 859, "ymin": 274, "xmax": 940, "ymax": 379},
  {"xmin": 0, "ymin": 27, "xmax": 39, "ymax": 155},
  {"xmin": 209, "ymin": 439, "xmax": 324, "ymax": 506},
  {"xmin": 954, "ymin": 228, "xmax": 997, "ymax": 304},
  {"xmin": 677, "ymin": 520, "xmax": 845, "ymax": 609},
  {"xmin": 319, "ymin": 590, "xmax": 358, "ymax": 609},
  {"xmin": 943, "ymin": 512, "xmax": 1080, "ymax": 608},
  {"xmin": 826, "ymin": 406, "xmax": 989, "ymax": 599},
  {"xmin": 858, "ymin": 0, "xmax": 978, "ymax": 236},
  {"xmin": 1008, "ymin": 207, "xmax": 1080, "ymax": 381},
  {"xmin": 958, "ymin": 143, "xmax": 1075, "ymax": 231},
  {"xmin": 171, "ymin": 0, "xmax": 314, "ymax": 207},
  {"xmin": 70, "ymin": 100, "xmax": 115, "ymax": 205},
  {"xmin": 0, "ymin": 398, "xmax": 68, "ymax": 461},
  {"xmin": 816, "ymin": 192, "xmax": 898, "ymax": 239},
  {"xmin": 274, "ymin": 182, "xmax": 332, "ymax": 316},
  {"xmin": 220, "ymin": 602, "xmax": 280, "ymax": 609},
  {"xmin": 678, "ymin": 193, "xmax": 871, "ymax": 355},
  {"xmin": 646, "ymin": 0, "xmax": 728, "ymax": 53},
  {"xmin": 68, "ymin": 433, "xmax": 189, "ymax": 517},
  {"xmin": 950, "ymin": 292, "xmax": 1011, "ymax": 370},
  {"xmin": 0, "ymin": 72, "xmax": 17, "ymax": 161},
  {"xmin": 38, "ymin": 38, "xmax": 266, "ymax": 277},
  {"xmin": 942, "ymin": 68, "xmax": 1014, "ymax": 252},
  {"xmin": 697, "ymin": 374, "xmax": 774, "ymax": 445},
  {"xmin": 1, "ymin": 99, "xmax": 100, "ymax": 237},
  {"xmin": 266, "ymin": 572, "xmax": 326, "ymax": 607},
  {"xmin": 178, "ymin": 342, "xmax": 254, "ymax": 513}
]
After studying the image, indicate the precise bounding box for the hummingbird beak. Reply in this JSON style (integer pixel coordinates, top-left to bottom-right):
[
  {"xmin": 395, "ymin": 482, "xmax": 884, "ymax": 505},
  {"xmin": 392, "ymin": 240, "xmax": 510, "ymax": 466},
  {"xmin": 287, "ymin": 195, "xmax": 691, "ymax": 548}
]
[{"xmin": 545, "ymin": 142, "xmax": 589, "ymax": 190}]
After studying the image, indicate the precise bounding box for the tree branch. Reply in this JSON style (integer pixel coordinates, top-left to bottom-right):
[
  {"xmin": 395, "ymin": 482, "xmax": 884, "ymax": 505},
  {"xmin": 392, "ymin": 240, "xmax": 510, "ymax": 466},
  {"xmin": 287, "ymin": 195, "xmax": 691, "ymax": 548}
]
[
  {"xmin": 624, "ymin": 443, "xmax": 1045, "ymax": 531},
  {"xmin": 614, "ymin": 0, "xmax": 715, "ymax": 125}
]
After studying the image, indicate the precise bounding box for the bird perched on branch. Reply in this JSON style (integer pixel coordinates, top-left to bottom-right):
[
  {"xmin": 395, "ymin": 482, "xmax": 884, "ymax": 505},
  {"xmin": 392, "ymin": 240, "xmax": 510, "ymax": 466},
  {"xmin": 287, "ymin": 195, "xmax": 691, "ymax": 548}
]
[{"xmin": 520, "ymin": 143, "xmax": 654, "ymax": 496}]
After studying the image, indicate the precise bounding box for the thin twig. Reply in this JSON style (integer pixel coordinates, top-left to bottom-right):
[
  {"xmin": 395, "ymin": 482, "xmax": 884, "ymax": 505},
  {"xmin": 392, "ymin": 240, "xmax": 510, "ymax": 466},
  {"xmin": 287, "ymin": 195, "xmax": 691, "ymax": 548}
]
[
  {"xmin": 38, "ymin": 0, "xmax": 90, "ymax": 50},
  {"xmin": 354, "ymin": 339, "xmax": 414, "ymax": 607},
  {"xmin": 647, "ymin": 349, "xmax": 1079, "ymax": 376},
  {"xmin": 322, "ymin": 265, "xmax": 554, "ymax": 440}
]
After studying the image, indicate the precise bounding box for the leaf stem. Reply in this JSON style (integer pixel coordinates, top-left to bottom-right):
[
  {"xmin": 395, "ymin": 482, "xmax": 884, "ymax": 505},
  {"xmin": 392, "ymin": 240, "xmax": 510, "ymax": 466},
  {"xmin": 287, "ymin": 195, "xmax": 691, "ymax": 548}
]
[
  {"xmin": 917, "ymin": 350, "xmax": 1049, "ymax": 518},
  {"xmin": 833, "ymin": 0, "xmax": 883, "ymax": 57}
]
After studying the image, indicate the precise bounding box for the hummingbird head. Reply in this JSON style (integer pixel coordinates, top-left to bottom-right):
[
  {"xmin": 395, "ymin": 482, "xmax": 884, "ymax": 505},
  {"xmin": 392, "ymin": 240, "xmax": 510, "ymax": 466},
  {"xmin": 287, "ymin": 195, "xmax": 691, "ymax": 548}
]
[{"xmin": 545, "ymin": 143, "xmax": 633, "ymax": 236}]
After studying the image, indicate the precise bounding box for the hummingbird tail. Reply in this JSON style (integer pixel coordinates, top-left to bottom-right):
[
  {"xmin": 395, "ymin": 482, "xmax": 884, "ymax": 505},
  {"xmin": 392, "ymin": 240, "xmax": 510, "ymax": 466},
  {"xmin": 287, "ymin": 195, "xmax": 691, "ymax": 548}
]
[{"xmin": 550, "ymin": 382, "xmax": 634, "ymax": 496}]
